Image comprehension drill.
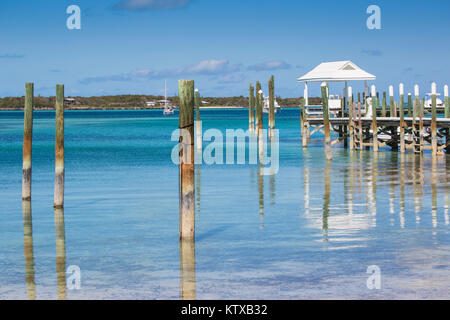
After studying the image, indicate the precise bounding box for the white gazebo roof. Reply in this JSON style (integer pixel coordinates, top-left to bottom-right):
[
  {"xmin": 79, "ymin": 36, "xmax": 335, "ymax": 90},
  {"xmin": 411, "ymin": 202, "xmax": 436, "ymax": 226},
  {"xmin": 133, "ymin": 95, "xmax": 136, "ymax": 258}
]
[{"xmin": 297, "ymin": 61, "xmax": 376, "ymax": 82}]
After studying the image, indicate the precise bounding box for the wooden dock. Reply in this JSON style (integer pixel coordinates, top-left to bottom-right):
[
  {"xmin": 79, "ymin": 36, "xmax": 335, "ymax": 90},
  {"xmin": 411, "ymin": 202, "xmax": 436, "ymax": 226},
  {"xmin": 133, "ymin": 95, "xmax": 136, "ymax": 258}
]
[{"xmin": 300, "ymin": 83, "xmax": 450, "ymax": 156}]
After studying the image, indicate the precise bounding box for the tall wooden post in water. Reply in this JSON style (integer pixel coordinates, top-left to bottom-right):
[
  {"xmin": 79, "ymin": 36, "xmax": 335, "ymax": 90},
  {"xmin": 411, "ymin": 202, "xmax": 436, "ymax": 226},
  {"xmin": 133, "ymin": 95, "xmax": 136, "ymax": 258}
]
[
  {"xmin": 249, "ymin": 83, "xmax": 255, "ymax": 131},
  {"xmin": 321, "ymin": 83, "xmax": 332, "ymax": 160},
  {"xmin": 255, "ymin": 81, "xmax": 262, "ymax": 134},
  {"xmin": 268, "ymin": 75, "xmax": 275, "ymax": 134},
  {"xmin": 371, "ymin": 85, "xmax": 378, "ymax": 152},
  {"xmin": 194, "ymin": 89, "xmax": 202, "ymax": 151},
  {"xmin": 399, "ymin": 83, "xmax": 405, "ymax": 153},
  {"xmin": 407, "ymin": 93, "xmax": 412, "ymax": 118},
  {"xmin": 22, "ymin": 83, "xmax": 34, "ymax": 201},
  {"xmin": 445, "ymin": 85, "xmax": 449, "ymax": 153},
  {"xmin": 54, "ymin": 85, "xmax": 65, "ymax": 208},
  {"xmin": 382, "ymin": 92, "xmax": 387, "ymax": 117},
  {"xmin": 431, "ymin": 82, "xmax": 437, "ymax": 156},
  {"xmin": 348, "ymin": 86, "xmax": 354, "ymax": 150},
  {"xmin": 179, "ymin": 80, "xmax": 195, "ymax": 241}
]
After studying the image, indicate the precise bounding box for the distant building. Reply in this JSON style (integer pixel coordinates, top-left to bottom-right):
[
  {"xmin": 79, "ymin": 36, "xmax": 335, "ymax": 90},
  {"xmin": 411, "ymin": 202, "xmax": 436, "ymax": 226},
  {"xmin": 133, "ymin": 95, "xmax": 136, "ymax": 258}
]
[
  {"xmin": 146, "ymin": 101, "xmax": 156, "ymax": 107},
  {"xmin": 64, "ymin": 97, "xmax": 77, "ymax": 105}
]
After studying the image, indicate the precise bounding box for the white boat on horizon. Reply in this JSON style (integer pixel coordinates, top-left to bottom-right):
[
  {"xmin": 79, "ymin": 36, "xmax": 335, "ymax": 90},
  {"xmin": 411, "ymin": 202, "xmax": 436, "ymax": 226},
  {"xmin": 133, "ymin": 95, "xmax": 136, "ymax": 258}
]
[
  {"xmin": 163, "ymin": 80, "xmax": 175, "ymax": 116},
  {"xmin": 263, "ymin": 95, "xmax": 281, "ymax": 114}
]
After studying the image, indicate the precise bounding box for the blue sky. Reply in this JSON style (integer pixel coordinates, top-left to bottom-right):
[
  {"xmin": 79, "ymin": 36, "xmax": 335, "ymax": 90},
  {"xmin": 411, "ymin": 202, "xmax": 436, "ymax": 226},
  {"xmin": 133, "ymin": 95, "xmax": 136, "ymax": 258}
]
[{"xmin": 0, "ymin": 0, "xmax": 449, "ymax": 97}]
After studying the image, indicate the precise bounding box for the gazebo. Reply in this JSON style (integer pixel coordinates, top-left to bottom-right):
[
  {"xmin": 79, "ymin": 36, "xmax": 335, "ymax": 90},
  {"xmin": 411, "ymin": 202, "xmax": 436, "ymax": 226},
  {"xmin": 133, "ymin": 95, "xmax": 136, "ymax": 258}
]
[{"xmin": 297, "ymin": 61, "xmax": 376, "ymax": 106}]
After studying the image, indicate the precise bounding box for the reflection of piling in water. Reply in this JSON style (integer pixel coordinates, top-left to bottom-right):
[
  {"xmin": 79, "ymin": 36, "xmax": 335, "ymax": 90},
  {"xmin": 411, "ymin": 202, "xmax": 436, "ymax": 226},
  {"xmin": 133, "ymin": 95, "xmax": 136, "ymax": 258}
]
[
  {"xmin": 22, "ymin": 83, "xmax": 33, "ymax": 201},
  {"xmin": 431, "ymin": 157, "xmax": 438, "ymax": 228},
  {"xmin": 399, "ymin": 153, "xmax": 406, "ymax": 228},
  {"xmin": 389, "ymin": 153, "xmax": 396, "ymax": 215},
  {"xmin": 196, "ymin": 165, "xmax": 200, "ymax": 215},
  {"xmin": 258, "ymin": 164, "xmax": 264, "ymax": 228},
  {"xmin": 54, "ymin": 84, "xmax": 65, "ymax": 208},
  {"xmin": 445, "ymin": 157, "xmax": 450, "ymax": 225},
  {"xmin": 304, "ymin": 166, "xmax": 310, "ymax": 216},
  {"xmin": 322, "ymin": 161, "xmax": 331, "ymax": 240},
  {"xmin": 179, "ymin": 80, "xmax": 195, "ymax": 241},
  {"xmin": 54, "ymin": 207, "xmax": 67, "ymax": 300},
  {"xmin": 180, "ymin": 240, "xmax": 196, "ymax": 300},
  {"xmin": 22, "ymin": 200, "xmax": 36, "ymax": 300},
  {"xmin": 412, "ymin": 153, "xmax": 424, "ymax": 220}
]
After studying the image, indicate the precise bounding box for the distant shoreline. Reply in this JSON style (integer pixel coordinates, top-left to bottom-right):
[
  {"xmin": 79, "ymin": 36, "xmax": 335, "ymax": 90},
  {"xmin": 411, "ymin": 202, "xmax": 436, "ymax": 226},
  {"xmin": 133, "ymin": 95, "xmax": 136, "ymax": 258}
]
[{"xmin": 0, "ymin": 105, "xmax": 300, "ymax": 111}]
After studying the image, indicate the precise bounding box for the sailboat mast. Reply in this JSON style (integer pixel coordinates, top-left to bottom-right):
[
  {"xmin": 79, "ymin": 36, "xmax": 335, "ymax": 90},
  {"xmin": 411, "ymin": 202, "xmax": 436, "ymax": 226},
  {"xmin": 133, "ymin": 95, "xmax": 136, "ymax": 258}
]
[{"xmin": 164, "ymin": 80, "xmax": 167, "ymax": 109}]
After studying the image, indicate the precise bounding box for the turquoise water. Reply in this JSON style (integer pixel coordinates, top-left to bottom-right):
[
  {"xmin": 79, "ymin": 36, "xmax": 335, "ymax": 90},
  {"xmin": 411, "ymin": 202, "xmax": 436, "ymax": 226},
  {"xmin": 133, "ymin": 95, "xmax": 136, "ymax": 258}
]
[{"xmin": 0, "ymin": 109, "xmax": 449, "ymax": 299}]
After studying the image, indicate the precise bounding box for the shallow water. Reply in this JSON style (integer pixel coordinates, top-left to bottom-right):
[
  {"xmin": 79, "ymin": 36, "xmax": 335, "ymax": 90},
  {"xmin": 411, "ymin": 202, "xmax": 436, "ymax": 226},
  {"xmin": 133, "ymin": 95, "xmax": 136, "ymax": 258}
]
[{"xmin": 0, "ymin": 109, "xmax": 449, "ymax": 299}]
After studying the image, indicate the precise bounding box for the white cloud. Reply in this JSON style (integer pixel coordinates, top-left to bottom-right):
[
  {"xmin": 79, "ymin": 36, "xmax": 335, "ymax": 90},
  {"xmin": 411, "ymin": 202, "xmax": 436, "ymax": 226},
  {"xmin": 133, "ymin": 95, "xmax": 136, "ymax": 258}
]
[{"xmin": 247, "ymin": 61, "xmax": 291, "ymax": 71}]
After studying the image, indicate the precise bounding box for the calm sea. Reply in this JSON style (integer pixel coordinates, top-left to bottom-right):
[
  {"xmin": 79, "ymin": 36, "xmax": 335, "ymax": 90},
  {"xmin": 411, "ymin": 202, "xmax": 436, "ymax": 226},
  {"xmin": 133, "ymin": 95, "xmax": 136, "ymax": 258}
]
[{"xmin": 0, "ymin": 109, "xmax": 449, "ymax": 299}]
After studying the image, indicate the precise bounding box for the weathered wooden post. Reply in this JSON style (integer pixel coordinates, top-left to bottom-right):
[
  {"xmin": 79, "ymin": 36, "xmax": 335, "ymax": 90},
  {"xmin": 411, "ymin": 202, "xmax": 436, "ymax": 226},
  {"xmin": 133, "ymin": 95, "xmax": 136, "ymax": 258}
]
[
  {"xmin": 358, "ymin": 92, "xmax": 361, "ymax": 104},
  {"xmin": 194, "ymin": 88, "xmax": 202, "ymax": 151},
  {"xmin": 389, "ymin": 85, "xmax": 395, "ymax": 117},
  {"xmin": 257, "ymin": 89, "xmax": 264, "ymax": 162},
  {"xmin": 300, "ymin": 97, "xmax": 308, "ymax": 148},
  {"xmin": 382, "ymin": 91, "xmax": 387, "ymax": 117},
  {"xmin": 179, "ymin": 80, "xmax": 195, "ymax": 241},
  {"xmin": 399, "ymin": 83, "xmax": 405, "ymax": 153},
  {"xmin": 268, "ymin": 75, "xmax": 275, "ymax": 135},
  {"xmin": 22, "ymin": 200, "xmax": 36, "ymax": 300},
  {"xmin": 431, "ymin": 82, "xmax": 437, "ymax": 156},
  {"xmin": 348, "ymin": 86, "xmax": 354, "ymax": 150},
  {"xmin": 371, "ymin": 85, "xmax": 378, "ymax": 152},
  {"xmin": 22, "ymin": 83, "xmax": 34, "ymax": 201},
  {"xmin": 445, "ymin": 85, "xmax": 449, "ymax": 118},
  {"xmin": 321, "ymin": 83, "xmax": 332, "ymax": 160},
  {"xmin": 54, "ymin": 207, "xmax": 66, "ymax": 300},
  {"xmin": 255, "ymin": 81, "xmax": 262, "ymax": 135},
  {"xmin": 54, "ymin": 85, "xmax": 65, "ymax": 208},
  {"xmin": 413, "ymin": 85, "xmax": 422, "ymax": 154},
  {"xmin": 249, "ymin": 83, "xmax": 255, "ymax": 132},
  {"xmin": 445, "ymin": 85, "xmax": 450, "ymax": 153},
  {"xmin": 407, "ymin": 93, "xmax": 413, "ymax": 118}
]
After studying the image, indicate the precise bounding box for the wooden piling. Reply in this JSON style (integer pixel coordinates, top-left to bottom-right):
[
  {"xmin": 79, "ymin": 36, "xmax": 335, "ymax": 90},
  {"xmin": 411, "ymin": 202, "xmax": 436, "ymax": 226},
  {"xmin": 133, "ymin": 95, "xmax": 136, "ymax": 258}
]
[
  {"xmin": 371, "ymin": 85, "xmax": 378, "ymax": 152},
  {"xmin": 54, "ymin": 85, "xmax": 65, "ymax": 208},
  {"xmin": 268, "ymin": 75, "xmax": 275, "ymax": 132},
  {"xmin": 445, "ymin": 85, "xmax": 450, "ymax": 154},
  {"xmin": 22, "ymin": 83, "xmax": 34, "ymax": 201},
  {"xmin": 249, "ymin": 83, "xmax": 255, "ymax": 131},
  {"xmin": 407, "ymin": 93, "xmax": 412, "ymax": 118},
  {"xmin": 431, "ymin": 82, "xmax": 437, "ymax": 156},
  {"xmin": 413, "ymin": 85, "xmax": 422, "ymax": 154},
  {"xmin": 257, "ymin": 89, "xmax": 264, "ymax": 162},
  {"xmin": 194, "ymin": 89, "xmax": 202, "ymax": 151},
  {"xmin": 382, "ymin": 91, "xmax": 387, "ymax": 117},
  {"xmin": 348, "ymin": 87, "xmax": 354, "ymax": 150},
  {"xmin": 389, "ymin": 86, "xmax": 395, "ymax": 117},
  {"xmin": 445, "ymin": 85, "xmax": 449, "ymax": 118},
  {"xmin": 178, "ymin": 80, "xmax": 195, "ymax": 241},
  {"xmin": 358, "ymin": 92, "xmax": 361, "ymax": 104},
  {"xmin": 321, "ymin": 83, "xmax": 332, "ymax": 160},
  {"xmin": 399, "ymin": 83, "xmax": 405, "ymax": 153},
  {"xmin": 300, "ymin": 97, "xmax": 308, "ymax": 148}
]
